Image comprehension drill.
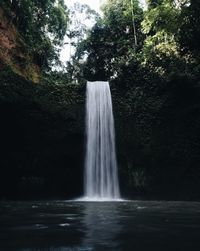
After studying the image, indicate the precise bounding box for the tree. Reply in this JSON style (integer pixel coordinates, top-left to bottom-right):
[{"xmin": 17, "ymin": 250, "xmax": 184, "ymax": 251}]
[
  {"xmin": 75, "ymin": 0, "xmax": 144, "ymax": 80},
  {"xmin": 66, "ymin": 2, "xmax": 100, "ymax": 60},
  {"xmin": 141, "ymin": 0, "xmax": 181, "ymax": 75},
  {"xmin": 1, "ymin": 0, "xmax": 69, "ymax": 69},
  {"xmin": 178, "ymin": 1, "xmax": 200, "ymax": 54}
]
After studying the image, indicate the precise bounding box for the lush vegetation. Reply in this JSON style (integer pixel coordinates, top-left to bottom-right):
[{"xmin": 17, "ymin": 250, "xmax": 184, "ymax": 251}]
[
  {"xmin": 0, "ymin": 0, "xmax": 200, "ymax": 199},
  {"xmin": 74, "ymin": 0, "xmax": 200, "ymax": 81},
  {"xmin": 0, "ymin": 0, "xmax": 68, "ymax": 69}
]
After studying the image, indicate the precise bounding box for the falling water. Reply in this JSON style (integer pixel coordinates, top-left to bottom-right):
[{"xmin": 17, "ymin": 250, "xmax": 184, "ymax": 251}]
[{"xmin": 84, "ymin": 81, "xmax": 120, "ymax": 200}]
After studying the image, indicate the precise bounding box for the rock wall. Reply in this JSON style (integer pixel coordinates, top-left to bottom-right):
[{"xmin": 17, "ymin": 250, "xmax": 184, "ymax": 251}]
[
  {"xmin": 0, "ymin": 8, "xmax": 40, "ymax": 83},
  {"xmin": 0, "ymin": 66, "xmax": 85, "ymax": 199},
  {"xmin": 1, "ymin": 64, "xmax": 200, "ymax": 200},
  {"xmin": 112, "ymin": 75, "xmax": 200, "ymax": 200}
]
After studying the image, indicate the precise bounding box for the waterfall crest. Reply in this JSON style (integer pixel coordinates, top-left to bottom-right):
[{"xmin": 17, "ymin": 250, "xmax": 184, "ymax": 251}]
[{"xmin": 84, "ymin": 81, "xmax": 120, "ymax": 199}]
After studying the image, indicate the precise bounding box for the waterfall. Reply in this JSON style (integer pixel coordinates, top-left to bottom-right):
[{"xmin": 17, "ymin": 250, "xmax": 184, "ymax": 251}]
[{"xmin": 84, "ymin": 81, "xmax": 120, "ymax": 199}]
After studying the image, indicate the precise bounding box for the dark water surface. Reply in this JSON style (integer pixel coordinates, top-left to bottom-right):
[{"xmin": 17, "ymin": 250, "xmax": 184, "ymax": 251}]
[{"xmin": 1, "ymin": 200, "xmax": 200, "ymax": 251}]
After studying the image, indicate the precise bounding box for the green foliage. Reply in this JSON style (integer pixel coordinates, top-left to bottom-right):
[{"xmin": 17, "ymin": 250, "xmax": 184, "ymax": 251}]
[
  {"xmin": 67, "ymin": 2, "xmax": 100, "ymax": 46},
  {"xmin": 1, "ymin": 0, "xmax": 69, "ymax": 69},
  {"xmin": 178, "ymin": 1, "xmax": 200, "ymax": 54},
  {"xmin": 73, "ymin": 0, "xmax": 200, "ymax": 87},
  {"xmin": 0, "ymin": 60, "xmax": 84, "ymax": 116},
  {"xmin": 142, "ymin": 1, "xmax": 179, "ymax": 34},
  {"xmin": 75, "ymin": 0, "xmax": 144, "ymax": 81},
  {"xmin": 141, "ymin": 0, "xmax": 181, "ymax": 75}
]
